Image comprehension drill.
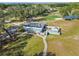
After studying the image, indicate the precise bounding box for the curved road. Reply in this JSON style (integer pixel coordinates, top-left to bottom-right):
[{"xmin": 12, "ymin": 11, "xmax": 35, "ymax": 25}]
[
  {"xmin": 18, "ymin": 31, "xmax": 48, "ymax": 56},
  {"xmin": 36, "ymin": 31, "xmax": 48, "ymax": 56}
]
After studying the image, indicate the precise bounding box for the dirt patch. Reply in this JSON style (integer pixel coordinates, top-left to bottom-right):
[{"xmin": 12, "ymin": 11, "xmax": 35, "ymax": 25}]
[
  {"xmin": 52, "ymin": 41, "xmax": 64, "ymax": 50},
  {"xmin": 65, "ymin": 34, "xmax": 79, "ymax": 40},
  {"xmin": 73, "ymin": 35, "xmax": 79, "ymax": 40}
]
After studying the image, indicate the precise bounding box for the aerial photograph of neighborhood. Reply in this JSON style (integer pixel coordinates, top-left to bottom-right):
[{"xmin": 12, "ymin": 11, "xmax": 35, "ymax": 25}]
[{"xmin": 0, "ymin": 2, "xmax": 79, "ymax": 56}]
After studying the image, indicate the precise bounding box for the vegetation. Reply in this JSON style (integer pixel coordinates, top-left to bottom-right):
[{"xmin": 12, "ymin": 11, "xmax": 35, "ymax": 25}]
[
  {"xmin": 0, "ymin": 34, "xmax": 44, "ymax": 56},
  {"xmin": 23, "ymin": 35, "xmax": 44, "ymax": 56},
  {"xmin": 45, "ymin": 15, "xmax": 61, "ymax": 20},
  {"xmin": 0, "ymin": 3, "xmax": 79, "ymax": 56},
  {"xmin": 59, "ymin": 3, "xmax": 79, "ymax": 17},
  {"xmin": 47, "ymin": 20, "xmax": 79, "ymax": 56}
]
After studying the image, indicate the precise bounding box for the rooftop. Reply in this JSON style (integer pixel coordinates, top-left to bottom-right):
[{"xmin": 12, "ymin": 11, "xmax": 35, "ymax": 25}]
[
  {"xmin": 64, "ymin": 16, "xmax": 79, "ymax": 19},
  {"xmin": 24, "ymin": 22, "xmax": 46, "ymax": 28}
]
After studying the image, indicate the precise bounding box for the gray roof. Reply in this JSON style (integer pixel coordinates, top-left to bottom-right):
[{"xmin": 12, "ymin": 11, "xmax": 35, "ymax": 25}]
[
  {"xmin": 24, "ymin": 22, "xmax": 46, "ymax": 28},
  {"xmin": 64, "ymin": 16, "xmax": 79, "ymax": 19}
]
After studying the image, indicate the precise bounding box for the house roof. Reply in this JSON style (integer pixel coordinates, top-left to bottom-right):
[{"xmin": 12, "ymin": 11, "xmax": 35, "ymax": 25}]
[
  {"xmin": 24, "ymin": 22, "xmax": 46, "ymax": 28},
  {"xmin": 64, "ymin": 16, "xmax": 79, "ymax": 19}
]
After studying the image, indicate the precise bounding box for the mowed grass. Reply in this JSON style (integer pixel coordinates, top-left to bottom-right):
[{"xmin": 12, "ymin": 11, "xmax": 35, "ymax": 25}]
[
  {"xmin": 47, "ymin": 19, "xmax": 79, "ymax": 56},
  {"xmin": 23, "ymin": 35, "xmax": 44, "ymax": 56},
  {"xmin": 45, "ymin": 15, "xmax": 61, "ymax": 20}
]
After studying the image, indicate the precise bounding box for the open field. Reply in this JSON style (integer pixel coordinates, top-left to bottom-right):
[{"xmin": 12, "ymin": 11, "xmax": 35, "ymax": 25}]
[
  {"xmin": 47, "ymin": 20, "xmax": 79, "ymax": 56},
  {"xmin": 44, "ymin": 15, "xmax": 61, "ymax": 20}
]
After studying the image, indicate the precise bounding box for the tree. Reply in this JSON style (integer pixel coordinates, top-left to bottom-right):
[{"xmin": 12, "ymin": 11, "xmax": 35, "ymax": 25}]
[
  {"xmin": 59, "ymin": 3, "xmax": 79, "ymax": 17},
  {"xmin": 0, "ymin": 10, "xmax": 16, "ymax": 41}
]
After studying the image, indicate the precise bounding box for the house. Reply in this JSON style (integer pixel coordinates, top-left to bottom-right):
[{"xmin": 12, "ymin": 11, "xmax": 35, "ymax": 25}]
[
  {"xmin": 7, "ymin": 26, "xmax": 19, "ymax": 34},
  {"xmin": 23, "ymin": 22, "xmax": 47, "ymax": 34},
  {"xmin": 64, "ymin": 16, "xmax": 79, "ymax": 20},
  {"xmin": 47, "ymin": 26, "xmax": 61, "ymax": 35},
  {"xmin": 23, "ymin": 22, "xmax": 61, "ymax": 35}
]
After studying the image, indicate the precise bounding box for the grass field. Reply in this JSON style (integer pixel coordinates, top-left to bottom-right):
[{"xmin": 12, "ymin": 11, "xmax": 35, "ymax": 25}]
[
  {"xmin": 1, "ymin": 34, "xmax": 44, "ymax": 56},
  {"xmin": 47, "ymin": 19, "xmax": 79, "ymax": 56},
  {"xmin": 44, "ymin": 15, "xmax": 61, "ymax": 20},
  {"xmin": 23, "ymin": 35, "xmax": 44, "ymax": 56}
]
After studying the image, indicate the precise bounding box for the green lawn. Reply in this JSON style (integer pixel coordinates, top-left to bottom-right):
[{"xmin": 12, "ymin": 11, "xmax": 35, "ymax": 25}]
[
  {"xmin": 45, "ymin": 15, "xmax": 61, "ymax": 20},
  {"xmin": 23, "ymin": 35, "xmax": 44, "ymax": 56},
  {"xmin": 47, "ymin": 20, "xmax": 79, "ymax": 56}
]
